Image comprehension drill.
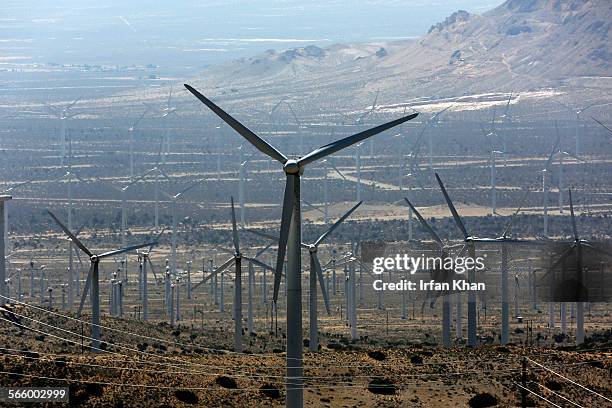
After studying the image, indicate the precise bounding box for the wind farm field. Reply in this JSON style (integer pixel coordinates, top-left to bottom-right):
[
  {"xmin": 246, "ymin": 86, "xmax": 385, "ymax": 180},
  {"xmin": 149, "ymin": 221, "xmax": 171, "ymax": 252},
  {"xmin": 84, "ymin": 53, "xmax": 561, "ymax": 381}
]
[{"xmin": 2, "ymin": 0, "xmax": 612, "ymax": 407}]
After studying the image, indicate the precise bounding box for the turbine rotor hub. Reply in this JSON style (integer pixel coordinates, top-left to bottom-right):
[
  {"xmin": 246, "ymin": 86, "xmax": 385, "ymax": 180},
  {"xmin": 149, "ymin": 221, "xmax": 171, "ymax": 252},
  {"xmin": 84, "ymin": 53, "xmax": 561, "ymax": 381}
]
[
  {"xmin": 283, "ymin": 160, "xmax": 300, "ymax": 175},
  {"xmin": 90, "ymin": 255, "xmax": 99, "ymax": 263},
  {"xmin": 309, "ymin": 245, "xmax": 317, "ymax": 253}
]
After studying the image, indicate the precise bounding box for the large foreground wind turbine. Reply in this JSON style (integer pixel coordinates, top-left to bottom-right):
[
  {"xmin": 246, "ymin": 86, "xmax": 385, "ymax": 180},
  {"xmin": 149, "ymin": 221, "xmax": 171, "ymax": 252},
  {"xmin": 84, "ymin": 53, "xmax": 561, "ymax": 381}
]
[
  {"xmin": 47, "ymin": 211, "xmax": 153, "ymax": 351},
  {"xmin": 185, "ymin": 83, "xmax": 417, "ymax": 408}
]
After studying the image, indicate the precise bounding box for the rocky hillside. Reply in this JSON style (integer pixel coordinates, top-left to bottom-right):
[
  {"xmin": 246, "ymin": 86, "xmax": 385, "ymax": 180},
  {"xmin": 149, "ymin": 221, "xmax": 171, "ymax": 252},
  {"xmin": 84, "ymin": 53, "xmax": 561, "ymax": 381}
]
[{"xmin": 176, "ymin": 0, "xmax": 610, "ymax": 112}]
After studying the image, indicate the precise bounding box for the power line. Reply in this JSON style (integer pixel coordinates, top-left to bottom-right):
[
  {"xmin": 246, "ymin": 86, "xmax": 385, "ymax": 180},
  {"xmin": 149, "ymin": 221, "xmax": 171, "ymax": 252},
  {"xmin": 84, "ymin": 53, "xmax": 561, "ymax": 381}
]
[
  {"xmin": 527, "ymin": 357, "xmax": 612, "ymax": 403},
  {"xmin": 513, "ymin": 381, "xmax": 562, "ymax": 408},
  {"xmin": 531, "ymin": 381, "xmax": 585, "ymax": 408}
]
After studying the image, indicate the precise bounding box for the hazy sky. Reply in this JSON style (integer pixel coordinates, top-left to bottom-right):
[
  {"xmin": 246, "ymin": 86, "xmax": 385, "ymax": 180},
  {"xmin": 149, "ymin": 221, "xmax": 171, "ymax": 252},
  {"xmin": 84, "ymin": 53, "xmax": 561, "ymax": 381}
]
[{"xmin": 1, "ymin": 1, "xmax": 502, "ymax": 69}]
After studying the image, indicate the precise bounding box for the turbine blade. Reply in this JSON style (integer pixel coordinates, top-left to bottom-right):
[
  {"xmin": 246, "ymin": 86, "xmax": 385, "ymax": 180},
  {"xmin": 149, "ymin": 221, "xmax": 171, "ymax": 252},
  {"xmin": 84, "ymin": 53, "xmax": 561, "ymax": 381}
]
[
  {"xmin": 147, "ymin": 258, "xmax": 159, "ymax": 284},
  {"xmin": 244, "ymin": 256, "xmax": 274, "ymax": 272},
  {"xmin": 125, "ymin": 167, "xmax": 157, "ymax": 189},
  {"xmin": 404, "ymin": 198, "xmax": 443, "ymax": 244},
  {"xmin": 255, "ymin": 242, "xmax": 273, "ymax": 258},
  {"xmin": 77, "ymin": 263, "xmax": 93, "ymax": 317},
  {"xmin": 298, "ymin": 112, "xmax": 419, "ymax": 166},
  {"xmin": 184, "ymin": 84, "xmax": 288, "ymax": 164},
  {"xmin": 569, "ymin": 189, "xmax": 579, "ymax": 241},
  {"xmin": 176, "ymin": 179, "xmax": 203, "ymax": 197},
  {"xmin": 582, "ymin": 243, "xmax": 612, "ymax": 259},
  {"xmin": 312, "ymin": 253, "xmax": 331, "ymax": 315},
  {"xmin": 73, "ymin": 245, "xmax": 83, "ymax": 265},
  {"xmin": 198, "ymin": 257, "xmax": 234, "ymax": 288},
  {"xmin": 501, "ymin": 189, "xmax": 530, "ymax": 238},
  {"xmin": 148, "ymin": 228, "xmax": 166, "ymax": 252},
  {"xmin": 230, "ymin": 197, "xmax": 240, "ymax": 254},
  {"xmin": 432, "ymin": 105, "xmax": 451, "ymax": 122},
  {"xmin": 243, "ymin": 228, "xmax": 277, "ymax": 242},
  {"xmin": 434, "ymin": 173, "xmax": 469, "ymax": 240},
  {"xmin": 326, "ymin": 159, "xmax": 346, "ymax": 180},
  {"xmin": 303, "ymin": 199, "xmax": 325, "ymax": 215},
  {"xmin": 132, "ymin": 109, "xmax": 148, "ymax": 130},
  {"xmin": 544, "ymin": 123, "xmax": 561, "ymax": 171},
  {"xmin": 47, "ymin": 210, "xmax": 92, "ymax": 257},
  {"xmin": 273, "ymin": 175, "xmax": 295, "ymax": 302},
  {"xmin": 314, "ymin": 201, "xmax": 362, "ymax": 247},
  {"xmin": 99, "ymin": 242, "xmax": 154, "ymax": 259},
  {"xmin": 540, "ymin": 244, "xmax": 576, "ymax": 281},
  {"xmin": 591, "ymin": 116, "xmax": 612, "ymax": 135},
  {"xmin": 66, "ymin": 97, "xmax": 81, "ymax": 111}
]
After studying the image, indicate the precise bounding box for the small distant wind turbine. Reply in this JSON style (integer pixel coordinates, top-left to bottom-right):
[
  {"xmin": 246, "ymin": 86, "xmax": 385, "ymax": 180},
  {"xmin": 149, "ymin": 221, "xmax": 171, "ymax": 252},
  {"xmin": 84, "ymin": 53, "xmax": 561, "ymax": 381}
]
[
  {"xmin": 47, "ymin": 211, "xmax": 154, "ymax": 351},
  {"xmin": 47, "ymin": 98, "xmax": 82, "ymax": 168}
]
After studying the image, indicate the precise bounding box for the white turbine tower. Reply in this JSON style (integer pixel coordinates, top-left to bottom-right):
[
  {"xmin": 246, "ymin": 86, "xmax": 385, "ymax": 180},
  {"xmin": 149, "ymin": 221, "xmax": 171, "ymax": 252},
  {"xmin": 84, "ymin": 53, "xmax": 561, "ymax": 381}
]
[
  {"xmin": 47, "ymin": 211, "xmax": 153, "ymax": 351},
  {"xmin": 355, "ymin": 143, "xmax": 363, "ymax": 202},
  {"xmin": 185, "ymin": 84, "xmax": 417, "ymax": 408}
]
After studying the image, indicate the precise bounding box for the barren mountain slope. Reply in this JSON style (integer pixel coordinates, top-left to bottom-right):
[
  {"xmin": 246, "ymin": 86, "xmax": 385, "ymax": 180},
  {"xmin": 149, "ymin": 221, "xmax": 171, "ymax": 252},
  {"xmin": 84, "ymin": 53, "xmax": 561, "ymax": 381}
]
[{"xmin": 180, "ymin": 0, "xmax": 611, "ymax": 111}]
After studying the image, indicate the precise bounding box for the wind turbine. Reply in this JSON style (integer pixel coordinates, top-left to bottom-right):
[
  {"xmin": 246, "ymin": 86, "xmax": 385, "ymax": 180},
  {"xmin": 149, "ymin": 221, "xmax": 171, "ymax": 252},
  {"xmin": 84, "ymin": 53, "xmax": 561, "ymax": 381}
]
[
  {"xmin": 185, "ymin": 84, "xmax": 418, "ymax": 408},
  {"xmin": 540, "ymin": 190, "xmax": 612, "ymax": 344},
  {"xmin": 553, "ymin": 100, "xmax": 598, "ymax": 156},
  {"xmin": 136, "ymin": 230, "xmax": 164, "ymax": 321},
  {"xmin": 541, "ymin": 130, "xmax": 561, "ymax": 237},
  {"xmin": 47, "ymin": 98, "xmax": 81, "ymax": 168},
  {"xmin": 46, "ymin": 211, "xmax": 153, "ymax": 351},
  {"xmin": 403, "ymin": 198, "xmax": 454, "ymax": 346},
  {"xmin": 434, "ymin": 173, "xmax": 480, "ymax": 346},
  {"xmin": 145, "ymin": 86, "xmax": 177, "ymax": 165},
  {"xmin": 355, "ymin": 90, "xmax": 379, "ymax": 158},
  {"xmin": 191, "ymin": 197, "xmax": 272, "ymax": 352},
  {"xmin": 126, "ymin": 109, "xmax": 149, "ymax": 180},
  {"xmin": 160, "ymin": 179, "xmax": 204, "ymax": 280},
  {"xmin": 426, "ymin": 107, "xmax": 451, "ymax": 173},
  {"xmin": 251, "ymin": 202, "xmax": 362, "ymax": 351},
  {"xmin": 481, "ymin": 114, "xmax": 504, "ymax": 214}
]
